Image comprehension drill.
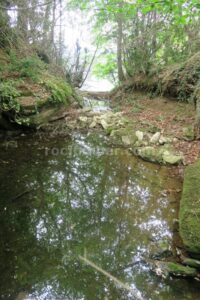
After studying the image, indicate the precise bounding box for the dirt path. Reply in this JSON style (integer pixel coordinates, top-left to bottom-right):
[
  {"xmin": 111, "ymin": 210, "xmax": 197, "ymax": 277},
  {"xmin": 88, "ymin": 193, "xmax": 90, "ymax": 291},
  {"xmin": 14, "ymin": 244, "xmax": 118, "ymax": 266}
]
[{"xmin": 110, "ymin": 91, "xmax": 200, "ymax": 165}]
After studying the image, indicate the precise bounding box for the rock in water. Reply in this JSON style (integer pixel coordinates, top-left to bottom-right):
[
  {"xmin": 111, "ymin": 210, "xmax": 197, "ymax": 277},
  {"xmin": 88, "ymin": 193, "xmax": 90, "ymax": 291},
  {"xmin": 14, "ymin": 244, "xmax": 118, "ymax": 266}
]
[
  {"xmin": 182, "ymin": 256, "xmax": 200, "ymax": 269},
  {"xmin": 179, "ymin": 159, "xmax": 200, "ymax": 256},
  {"xmin": 162, "ymin": 151, "xmax": 183, "ymax": 165},
  {"xmin": 151, "ymin": 261, "xmax": 198, "ymax": 278},
  {"xmin": 137, "ymin": 146, "xmax": 162, "ymax": 163}
]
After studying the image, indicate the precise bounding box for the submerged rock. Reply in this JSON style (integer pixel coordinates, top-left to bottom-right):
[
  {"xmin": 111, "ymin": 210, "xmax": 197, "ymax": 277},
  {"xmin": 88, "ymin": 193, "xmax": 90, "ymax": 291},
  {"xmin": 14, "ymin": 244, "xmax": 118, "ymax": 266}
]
[
  {"xmin": 151, "ymin": 261, "xmax": 198, "ymax": 278},
  {"xmin": 179, "ymin": 159, "xmax": 200, "ymax": 257},
  {"xmin": 149, "ymin": 239, "xmax": 173, "ymax": 260},
  {"xmin": 182, "ymin": 256, "xmax": 200, "ymax": 269}
]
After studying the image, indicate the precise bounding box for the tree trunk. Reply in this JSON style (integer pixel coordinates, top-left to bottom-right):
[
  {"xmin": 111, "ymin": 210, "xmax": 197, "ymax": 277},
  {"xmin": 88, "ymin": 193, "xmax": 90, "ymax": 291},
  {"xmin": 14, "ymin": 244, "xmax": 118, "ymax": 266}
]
[
  {"xmin": 50, "ymin": 0, "xmax": 56, "ymax": 53},
  {"xmin": 43, "ymin": 1, "xmax": 51, "ymax": 46},
  {"xmin": 194, "ymin": 96, "xmax": 200, "ymax": 139},
  {"xmin": 117, "ymin": 2, "xmax": 125, "ymax": 82},
  {"xmin": 58, "ymin": 0, "xmax": 63, "ymax": 63},
  {"xmin": 17, "ymin": 0, "xmax": 29, "ymax": 41}
]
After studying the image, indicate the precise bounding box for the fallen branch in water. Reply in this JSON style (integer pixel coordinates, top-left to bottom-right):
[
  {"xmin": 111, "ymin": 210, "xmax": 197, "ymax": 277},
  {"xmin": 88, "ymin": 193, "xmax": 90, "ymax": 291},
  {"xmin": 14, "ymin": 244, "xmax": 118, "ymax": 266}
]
[
  {"xmin": 79, "ymin": 255, "xmax": 145, "ymax": 300},
  {"xmin": 10, "ymin": 189, "xmax": 33, "ymax": 202}
]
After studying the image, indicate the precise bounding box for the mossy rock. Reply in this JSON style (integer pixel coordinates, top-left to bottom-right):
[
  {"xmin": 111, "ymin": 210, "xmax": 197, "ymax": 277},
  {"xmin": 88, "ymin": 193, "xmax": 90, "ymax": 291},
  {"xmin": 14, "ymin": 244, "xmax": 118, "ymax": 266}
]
[
  {"xmin": 136, "ymin": 146, "xmax": 164, "ymax": 163},
  {"xmin": 182, "ymin": 256, "xmax": 200, "ymax": 269},
  {"xmin": 183, "ymin": 126, "xmax": 195, "ymax": 141},
  {"xmin": 19, "ymin": 107, "xmax": 60, "ymax": 128},
  {"xmin": 152, "ymin": 261, "xmax": 198, "ymax": 278},
  {"xmin": 162, "ymin": 151, "xmax": 183, "ymax": 165},
  {"xmin": 179, "ymin": 159, "xmax": 200, "ymax": 256},
  {"xmin": 121, "ymin": 134, "xmax": 138, "ymax": 146}
]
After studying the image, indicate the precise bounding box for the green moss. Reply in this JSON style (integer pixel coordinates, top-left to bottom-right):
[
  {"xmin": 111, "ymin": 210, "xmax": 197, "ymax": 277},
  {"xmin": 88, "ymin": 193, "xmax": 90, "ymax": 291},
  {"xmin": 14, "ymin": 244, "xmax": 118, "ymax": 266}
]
[
  {"xmin": 8, "ymin": 52, "xmax": 46, "ymax": 82},
  {"xmin": 137, "ymin": 146, "xmax": 164, "ymax": 163},
  {"xmin": 179, "ymin": 159, "xmax": 200, "ymax": 256},
  {"xmin": 183, "ymin": 126, "xmax": 195, "ymax": 141},
  {"xmin": 166, "ymin": 262, "xmax": 198, "ymax": 277},
  {"xmin": 44, "ymin": 78, "xmax": 73, "ymax": 105},
  {"xmin": 182, "ymin": 257, "xmax": 200, "ymax": 269},
  {"xmin": 19, "ymin": 107, "xmax": 58, "ymax": 128}
]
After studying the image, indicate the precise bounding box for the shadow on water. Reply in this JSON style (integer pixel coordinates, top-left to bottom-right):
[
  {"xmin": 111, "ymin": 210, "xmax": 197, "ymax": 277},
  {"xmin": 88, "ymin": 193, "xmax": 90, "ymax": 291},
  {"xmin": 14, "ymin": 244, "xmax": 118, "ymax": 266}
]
[{"xmin": 0, "ymin": 132, "xmax": 199, "ymax": 300}]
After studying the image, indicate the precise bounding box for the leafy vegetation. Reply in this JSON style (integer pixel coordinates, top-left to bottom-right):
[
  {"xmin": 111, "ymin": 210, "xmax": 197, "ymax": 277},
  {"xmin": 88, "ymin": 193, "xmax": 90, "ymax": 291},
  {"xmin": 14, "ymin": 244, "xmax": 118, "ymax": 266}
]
[
  {"xmin": 8, "ymin": 52, "xmax": 46, "ymax": 81},
  {"xmin": 0, "ymin": 80, "xmax": 21, "ymax": 111},
  {"xmin": 69, "ymin": 0, "xmax": 200, "ymax": 82},
  {"xmin": 44, "ymin": 78, "xmax": 73, "ymax": 105}
]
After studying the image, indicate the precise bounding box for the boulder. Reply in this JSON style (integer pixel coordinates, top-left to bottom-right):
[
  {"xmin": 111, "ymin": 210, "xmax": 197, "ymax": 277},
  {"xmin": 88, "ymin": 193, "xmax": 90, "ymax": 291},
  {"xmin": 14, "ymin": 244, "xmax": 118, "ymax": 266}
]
[
  {"xmin": 183, "ymin": 126, "xmax": 195, "ymax": 141},
  {"xmin": 137, "ymin": 146, "xmax": 163, "ymax": 163},
  {"xmin": 182, "ymin": 256, "xmax": 200, "ymax": 269},
  {"xmin": 179, "ymin": 159, "xmax": 200, "ymax": 256},
  {"xmin": 162, "ymin": 151, "xmax": 183, "ymax": 165}
]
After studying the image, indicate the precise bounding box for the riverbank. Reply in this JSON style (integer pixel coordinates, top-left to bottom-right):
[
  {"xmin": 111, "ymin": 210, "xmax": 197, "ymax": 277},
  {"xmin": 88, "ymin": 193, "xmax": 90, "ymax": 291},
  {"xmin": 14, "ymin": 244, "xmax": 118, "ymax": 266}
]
[
  {"xmin": 2, "ymin": 88, "xmax": 200, "ymax": 280},
  {"xmin": 1, "ymin": 62, "xmax": 200, "ymax": 278},
  {"xmin": 76, "ymin": 90, "xmax": 200, "ymax": 269},
  {"xmin": 0, "ymin": 48, "xmax": 81, "ymax": 135}
]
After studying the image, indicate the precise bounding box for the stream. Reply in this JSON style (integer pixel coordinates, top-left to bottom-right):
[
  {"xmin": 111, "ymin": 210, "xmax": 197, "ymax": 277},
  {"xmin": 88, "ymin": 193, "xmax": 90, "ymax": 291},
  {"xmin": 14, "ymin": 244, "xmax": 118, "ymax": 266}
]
[{"xmin": 0, "ymin": 98, "xmax": 200, "ymax": 300}]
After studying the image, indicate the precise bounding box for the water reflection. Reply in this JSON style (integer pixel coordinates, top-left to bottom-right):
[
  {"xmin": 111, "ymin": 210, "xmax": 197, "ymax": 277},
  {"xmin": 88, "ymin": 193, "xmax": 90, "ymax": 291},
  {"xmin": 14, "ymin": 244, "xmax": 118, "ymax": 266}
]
[
  {"xmin": 0, "ymin": 133, "xmax": 199, "ymax": 300},
  {"xmin": 83, "ymin": 97, "xmax": 110, "ymax": 112}
]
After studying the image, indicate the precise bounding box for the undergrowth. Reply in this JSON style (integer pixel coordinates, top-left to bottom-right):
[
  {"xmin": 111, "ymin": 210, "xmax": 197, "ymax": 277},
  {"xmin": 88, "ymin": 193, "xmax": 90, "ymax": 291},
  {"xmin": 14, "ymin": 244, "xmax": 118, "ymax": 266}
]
[
  {"xmin": 8, "ymin": 51, "xmax": 46, "ymax": 82},
  {"xmin": 0, "ymin": 80, "xmax": 21, "ymax": 111},
  {"xmin": 44, "ymin": 78, "xmax": 73, "ymax": 105}
]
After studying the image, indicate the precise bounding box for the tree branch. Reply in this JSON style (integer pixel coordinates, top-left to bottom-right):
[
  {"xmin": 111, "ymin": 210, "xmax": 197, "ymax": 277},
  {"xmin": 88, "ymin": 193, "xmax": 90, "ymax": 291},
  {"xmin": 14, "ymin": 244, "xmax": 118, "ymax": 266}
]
[
  {"xmin": 0, "ymin": 0, "xmax": 54, "ymax": 11},
  {"xmin": 79, "ymin": 45, "xmax": 99, "ymax": 88}
]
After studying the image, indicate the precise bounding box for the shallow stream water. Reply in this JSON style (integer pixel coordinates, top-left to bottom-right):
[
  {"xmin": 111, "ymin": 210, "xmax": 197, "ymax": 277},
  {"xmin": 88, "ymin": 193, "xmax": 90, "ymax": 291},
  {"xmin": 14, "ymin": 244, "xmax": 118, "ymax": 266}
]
[{"xmin": 0, "ymin": 130, "xmax": 200, "ymax": 300}]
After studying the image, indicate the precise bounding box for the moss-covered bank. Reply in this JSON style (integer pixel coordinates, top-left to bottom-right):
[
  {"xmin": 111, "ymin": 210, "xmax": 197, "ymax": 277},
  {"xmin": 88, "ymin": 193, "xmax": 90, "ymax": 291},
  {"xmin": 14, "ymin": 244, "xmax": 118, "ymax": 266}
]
[
  {"xmin": 179, "ymin": 159, "xmax": 200, "ymax": 256},
  {"xmin": 0, "ymin": 49, "xmax": 81, "ymax": 131}
]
